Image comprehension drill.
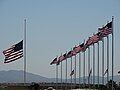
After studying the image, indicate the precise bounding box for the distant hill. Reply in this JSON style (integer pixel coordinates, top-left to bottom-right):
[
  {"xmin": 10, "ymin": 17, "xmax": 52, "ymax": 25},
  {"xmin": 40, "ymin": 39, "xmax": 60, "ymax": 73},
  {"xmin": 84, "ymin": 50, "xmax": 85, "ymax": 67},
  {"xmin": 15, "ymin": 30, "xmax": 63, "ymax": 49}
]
[
  {"xmin": 0, "ymin": 70, "xmax": 49, "ymax": 83},
  {"xmin": 0, "ymin": 70, "xmax": 119, "ymax": 84}
]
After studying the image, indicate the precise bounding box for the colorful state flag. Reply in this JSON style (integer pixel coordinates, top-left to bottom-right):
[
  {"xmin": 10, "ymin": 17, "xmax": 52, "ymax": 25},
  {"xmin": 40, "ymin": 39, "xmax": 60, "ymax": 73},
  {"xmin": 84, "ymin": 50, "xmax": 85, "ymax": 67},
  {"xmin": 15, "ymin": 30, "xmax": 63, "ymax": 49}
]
[
  {"xmin": 50, "ymin": 57, "xmax": 57, "ymax": 65},
  {"xmin": 73, "ymin": 43, "xmax": 84, "ymax": 53},
  {"xmin": 3, "ymin": 40, "xmax": 23, "ymax": 63},
  {"xmin": 70, "ymin": 69, "xmax": 74, "ymax": 76},
  {"xmin": 99, "ymin": 21, "xmax": 112, "ymax": 37}
]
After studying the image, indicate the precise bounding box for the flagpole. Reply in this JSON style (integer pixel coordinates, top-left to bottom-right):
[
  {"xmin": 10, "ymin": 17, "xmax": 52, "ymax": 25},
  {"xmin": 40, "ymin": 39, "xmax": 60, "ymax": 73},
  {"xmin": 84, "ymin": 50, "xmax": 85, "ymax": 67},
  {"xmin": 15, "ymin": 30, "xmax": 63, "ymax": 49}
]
[
  {"xmin": 74, "ymin": 54, "xmax": 77, "ymax": 86},
  {"xmin": 83, "ymin": 51, "xmax": 85, "ymax": 87},
  {"xmin": 79, "ymin": 52, "xmax": 81, "ymax": 88},
  {"xmin": 88, "ymin": 47, "xmax": 90, "ymax": 88},
  {"xmin": 24, "ymin": 19, "xmax": 26, "ymax": 85},
  {"xmin": 107, "ymin": 35, "xmax": 109, "ymax": 88},
  {"xmin": 102, "ymin": 38, "xmax": 104, "ymax": 85},
  {"xmin": 56, "ymin": 64, "xmax": 58, "ymax": 89},
  {"xmin": 112, "ymin": 16, "xmax": 114, "ymax": 90},
  {"xmin": 61, "ymin": 60, "xmax": 62, "ymax": 90},
  {"xmin": 56, "ymin": 56, "xmax": 58, "ymax": 90},
  {"xmin": 93, "ymin": 43, "xmax": 95, "ymax": 87},
  {"xmin": 97, "ymin": 42, "xmax": 99, "ymax": 87},
  {"xmin": 65, "ymin": 51, "xmax": 67, "ymax": 90},
  {"xmin": 71, "ymin": 52, "xmax": 73, "ymax": 89}
]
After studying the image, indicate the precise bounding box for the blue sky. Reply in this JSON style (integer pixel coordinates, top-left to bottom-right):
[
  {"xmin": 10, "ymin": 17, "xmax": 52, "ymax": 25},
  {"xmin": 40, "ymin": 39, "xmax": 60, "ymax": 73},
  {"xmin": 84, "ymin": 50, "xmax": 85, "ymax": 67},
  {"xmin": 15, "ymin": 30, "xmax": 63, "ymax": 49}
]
[{"xmin": 0, "ymin": 0, "xmax": 120, "ymax": 79}]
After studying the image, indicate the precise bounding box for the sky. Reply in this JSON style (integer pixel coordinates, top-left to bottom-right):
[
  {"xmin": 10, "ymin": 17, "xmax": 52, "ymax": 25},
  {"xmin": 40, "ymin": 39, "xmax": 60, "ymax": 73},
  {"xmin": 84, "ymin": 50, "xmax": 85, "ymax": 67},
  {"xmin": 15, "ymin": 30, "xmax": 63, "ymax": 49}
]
[{"xmin": 0, "ymin": 0, "xmax": 120, "ymax": 79}]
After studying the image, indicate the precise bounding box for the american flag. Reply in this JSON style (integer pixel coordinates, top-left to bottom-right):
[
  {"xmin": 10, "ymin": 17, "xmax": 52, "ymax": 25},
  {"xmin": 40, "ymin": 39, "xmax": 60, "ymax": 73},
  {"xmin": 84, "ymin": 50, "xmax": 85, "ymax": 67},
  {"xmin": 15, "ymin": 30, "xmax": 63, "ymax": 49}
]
[
  {"xmin": 118, "ymin": 71, "xmax": 120, "ymax": 74},
  {"xmin": 99, "ymin": 21, "xmax": 112, "ymax": 37},
  {"xmin": 66, "ymin": 51, "xmax": 73, "ymax": 58},
  {"xmin": 73, "ymin": 43, "xmax": 84, "ymax": 53},
  {"xmin": 70, "ymin": 69, "xmax": 74, "ymax": 76},
  {"xmin": 57, "ymin": 53, "xmax": 67, "ymax": 65},
  {"xmin": 103, "ymin": 68, "xmax": 108, "ymax": 76},
  {"xmin": 50, "ymin": 57, "xmax": 57, "ymax": 65},
  {"xmin": 90, "ymin": 32, "xmax": 102, "ymax": 43},
  {"xmin": 88, "ymin": 68, "xmax": 92, "ymax": 78},
  {"xmin": 85, "ymin": 37, "xmax": 94, "ymax": 47},
  {"xmin": 3, "ymin": 40, "xmax": 23, "ymax": 63}
]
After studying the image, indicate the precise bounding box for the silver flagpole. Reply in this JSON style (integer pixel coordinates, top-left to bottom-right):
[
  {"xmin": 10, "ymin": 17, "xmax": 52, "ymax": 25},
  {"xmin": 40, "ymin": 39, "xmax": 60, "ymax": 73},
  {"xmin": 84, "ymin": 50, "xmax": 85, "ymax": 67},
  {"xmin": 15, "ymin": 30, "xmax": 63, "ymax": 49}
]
[
  {"xmin": 56, "ymin": 56, "xmax": 58, "ymax": 90},
  {"xmin": 83, "ymin": 51, "xmax": 85, "ymax": 87},
  {"xmin": 88, "ymin": 47, "xmax": 90, "ymax": 87},
  {"xmin": 65, "ymin": 51, "xmax": 67, "ymax": 90},
  {"xmin": 71, "ymin": 51, "xmax": 73, "ymax": 89},
  {"xmin": 102, "ymin": 38, "xmax": 104, "ymax": 85},
  {"xmin": 61, "ymin": 60, "xmax": 62, "ymax": 90},
  {"xmin": 97, "ymin": 42, "xmax": 99, "ymax": 87},
  {"xmin": 112, "ymin": 16, "xmax": 114, "ymax": 90},
  {"xmin": 56, "ymin": 64, "xmax": 58, "ymax": 89},
  {"xmin": 74, "ymin": 54, "xmax": 77, "ymax": 86},
  {"xmin": 93, "ymin": 43, "xmax": 95, "ymax": 87},
  {"xmin": 79, "ymin": 52, "xmax": 81, "ymax": 88},
  {"xmin": 107, "ymin": 35, "xmax": 109, "ymax": 88},
  {"xmin": 24, "ymin": 19, "xmax": 27, "ymax": 85}
]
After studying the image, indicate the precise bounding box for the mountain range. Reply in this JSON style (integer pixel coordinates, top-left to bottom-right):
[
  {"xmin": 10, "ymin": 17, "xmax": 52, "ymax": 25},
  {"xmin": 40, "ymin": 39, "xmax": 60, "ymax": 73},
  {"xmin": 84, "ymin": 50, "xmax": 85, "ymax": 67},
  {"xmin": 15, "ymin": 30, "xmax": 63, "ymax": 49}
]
[{"xmin": 0, "ymin": 70, "xmax": 120, "ymax": 84}]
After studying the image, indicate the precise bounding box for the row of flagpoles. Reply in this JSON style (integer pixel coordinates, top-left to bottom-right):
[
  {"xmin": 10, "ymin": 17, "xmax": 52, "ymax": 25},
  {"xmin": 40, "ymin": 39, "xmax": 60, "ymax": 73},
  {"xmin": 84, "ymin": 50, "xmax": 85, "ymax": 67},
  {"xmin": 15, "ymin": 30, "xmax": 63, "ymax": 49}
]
[
  {"xmin": 1, "ymin": 17, "xmax": 114, "ymax": 89},
  {"xmin": 50, "ymin": 17, "xmax": 114, "ymax": 89}
]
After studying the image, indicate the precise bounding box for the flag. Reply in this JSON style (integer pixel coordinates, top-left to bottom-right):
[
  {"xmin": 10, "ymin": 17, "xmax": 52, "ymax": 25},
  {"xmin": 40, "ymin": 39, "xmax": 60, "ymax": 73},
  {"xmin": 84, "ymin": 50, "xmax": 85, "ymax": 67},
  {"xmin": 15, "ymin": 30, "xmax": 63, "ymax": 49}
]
[
  {"xmin": 88, "ymin": 68, "xmax": 92, "ymax": 78},
  {"xmin": 72, "ymin": 45, "xmax": 79, "ymax": 56},
  {"xmin": 73, "ymin": 43, "xmax": 84, "ymax": 53},
  {"xmin": 85, "ymin": 37, "xmax": 94, "ymax": 47},
  {"xmin": 57, "ymin": 53, "xmax": 67, "ymax": 65},
  {"xmin": 66, "ymin": 50, "xmax": 73, "ymax": 58},
  {"xmin": 83, "ymin": 37, "xmax": 94, "ymax": 51},
  {"xmin": 71, "ymin": 49, "xmax": 77, "ymax": 56},
  {"xmin": 70, "ymin": 69, "xmax": 74, "ymax": 76},
  {"xmin": 118, "ymin": 71, "xmax": 120, "ymax": 74},
  {"xmin": 91, "ymin": 32, "xmax": 102, "ymax": 43},
  {"xmin": 3, "ymin": 40, "xmax": 23, "ymax": 63},
  {"xmin": 50, "ymin": 57, "xmax": 57, "ymax": 65},
  {"xmin": 104, "ymin": 69, "xmax": 108, "ymax": 76},
  {"xmin": 99, "ymin": 21, "xmax": 112, "ymax": 37},
  {"xmin": 83, "ymin": 32, "xmax": 102, "ymax": 51}
]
